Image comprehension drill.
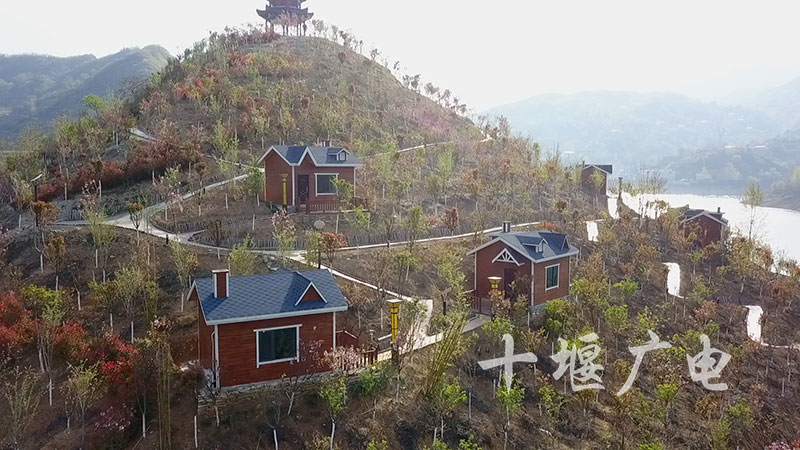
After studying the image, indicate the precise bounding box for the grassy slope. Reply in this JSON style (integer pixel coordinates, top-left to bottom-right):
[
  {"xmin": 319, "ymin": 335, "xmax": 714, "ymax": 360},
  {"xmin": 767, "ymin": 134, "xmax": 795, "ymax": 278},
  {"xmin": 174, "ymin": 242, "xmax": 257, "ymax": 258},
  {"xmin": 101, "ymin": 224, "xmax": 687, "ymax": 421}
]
[{"xmin": 141, "ymin": 35, "xmax": 480, "ymax": 161}]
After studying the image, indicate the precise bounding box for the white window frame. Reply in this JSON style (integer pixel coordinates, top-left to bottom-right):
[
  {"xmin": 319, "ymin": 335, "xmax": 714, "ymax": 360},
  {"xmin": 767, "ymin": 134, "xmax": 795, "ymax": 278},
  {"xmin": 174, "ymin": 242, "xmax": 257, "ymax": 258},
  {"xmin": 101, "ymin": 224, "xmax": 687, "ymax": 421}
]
[
  {"xmin": 337, "ymin": 151, "xmax": 347, "ymax": 162},
  {"xmin": 545, "ymin": 264, "xmax": 560, "ymax": 291},
  {"xmin": 492, "ymin": 248, "xmax": 522, "ymax": 266},
  {"xmin": 254, "ymin": 324, "xmax": 302, "ymax": 367},
  {"xmin": 315, "ymin": 173, "xmax": 339, "ymax": 196}
]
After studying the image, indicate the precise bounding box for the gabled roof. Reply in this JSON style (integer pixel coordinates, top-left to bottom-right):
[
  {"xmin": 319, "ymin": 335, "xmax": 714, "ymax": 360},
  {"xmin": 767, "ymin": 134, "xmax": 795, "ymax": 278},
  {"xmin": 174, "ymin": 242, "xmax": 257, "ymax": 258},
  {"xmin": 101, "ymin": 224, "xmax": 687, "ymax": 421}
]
[
  {"xmin": 195, "ymin": 270, "xmax": 348, "ymax": 325},
  {"xmin": 681, "ymin": 209, "xmax": 729, "ymax": 226},
  {"xmin": 467, "ymin": 230, "xmax": 579, "ymax": 263},
  {"xmin": 583, "ymin": 164, "xmax": 613, "ymax": 175},
  {"xmin": 258, "ymin": 145, "xmax": 364, "ymax": 167}
]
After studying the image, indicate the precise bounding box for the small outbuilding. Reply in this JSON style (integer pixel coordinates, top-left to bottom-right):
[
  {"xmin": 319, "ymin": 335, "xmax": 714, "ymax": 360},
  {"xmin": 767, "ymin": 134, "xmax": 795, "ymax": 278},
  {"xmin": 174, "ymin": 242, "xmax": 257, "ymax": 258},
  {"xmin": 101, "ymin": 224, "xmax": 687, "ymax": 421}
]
[
  {"xmin": 581, "ymin": 163, "xmax": 614, "ymax": 193},
  {"xmin": 191, "ymin": 269, "xmax": 348, "ymax": 389},
  {"xmin": 258, "ymin": 142, "xmax": 364, "ymax": 212},
  {"xmin": 681, "ymin": 207, "xmax": 728, "ymax": 248},
  {"xmin": 467, "ymin": 223, "xmax": 579, "ymax": 313}
]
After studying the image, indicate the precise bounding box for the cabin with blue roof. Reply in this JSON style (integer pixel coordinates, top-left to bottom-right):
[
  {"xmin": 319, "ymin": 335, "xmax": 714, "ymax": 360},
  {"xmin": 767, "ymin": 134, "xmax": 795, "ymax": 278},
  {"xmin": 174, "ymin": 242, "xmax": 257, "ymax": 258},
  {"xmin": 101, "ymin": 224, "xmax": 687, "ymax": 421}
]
[
  {"xmin": 467, "ymin": 222, "xmax": 579, "ymax": 314},
  {"xmin": 190, "ymin": 268, "xmax": 349, "ymax": 389},
  {"xmin": 257, "ymin": 140, "xmax": 364, "ymax": 212}
]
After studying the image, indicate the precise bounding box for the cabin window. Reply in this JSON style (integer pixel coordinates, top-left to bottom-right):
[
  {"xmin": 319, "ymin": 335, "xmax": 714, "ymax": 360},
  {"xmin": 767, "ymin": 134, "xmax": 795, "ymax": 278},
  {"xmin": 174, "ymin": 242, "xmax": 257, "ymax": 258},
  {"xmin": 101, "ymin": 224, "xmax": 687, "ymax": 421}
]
[
  {"xmin": 545, "ymin": 264, "xmax": 560, "ymax": 291},
  {"xmin": 316, "ymin": 174, "xmax": 338, "ymax": 196},
  {"xmin": 337, "ymin": 151, "xmax": 347, "ymax": 161},
  {"xmin": 256, "ymin": 325, "xmax": 299, "ymax": 366}
]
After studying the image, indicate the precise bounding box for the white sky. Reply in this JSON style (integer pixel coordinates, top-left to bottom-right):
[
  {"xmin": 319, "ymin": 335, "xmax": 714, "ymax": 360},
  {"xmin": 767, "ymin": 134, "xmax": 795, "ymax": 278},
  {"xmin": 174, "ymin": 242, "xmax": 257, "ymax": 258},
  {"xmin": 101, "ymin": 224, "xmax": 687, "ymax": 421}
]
[{"xmin": 2, "ymin": 0, "xmax": 800, "ymax": 110}]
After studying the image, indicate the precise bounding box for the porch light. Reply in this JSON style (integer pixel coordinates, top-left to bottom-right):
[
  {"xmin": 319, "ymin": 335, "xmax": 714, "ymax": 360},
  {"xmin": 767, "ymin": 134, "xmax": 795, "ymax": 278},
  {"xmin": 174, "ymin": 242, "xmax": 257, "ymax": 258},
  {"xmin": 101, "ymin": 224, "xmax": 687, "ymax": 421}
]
[
  {"xmin": 387, "ymin": 299, "xmax": 402, "ymax": 343},
  {"xmin": 280, "ymin": 173, "xmax": 288, "ymax": 206},
  {"xmin": 488, "ymin": 276, "xmax": 502, "ymax": 294}
]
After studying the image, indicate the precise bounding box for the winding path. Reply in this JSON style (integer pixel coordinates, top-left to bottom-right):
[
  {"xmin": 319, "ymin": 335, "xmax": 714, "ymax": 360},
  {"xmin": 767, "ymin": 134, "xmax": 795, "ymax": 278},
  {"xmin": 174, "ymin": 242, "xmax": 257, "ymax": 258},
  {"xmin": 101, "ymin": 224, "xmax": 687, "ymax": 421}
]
[
  {"xmin": 744, "ymin": 305, "xmax": 800, "ymax": 350},
  {"xmin": 54, "ymin": 135, "xmax": 500, "ymax": 352},
  {"xmin": 664, "ymin": 262, "xmax": 683, "ymax": 298}
]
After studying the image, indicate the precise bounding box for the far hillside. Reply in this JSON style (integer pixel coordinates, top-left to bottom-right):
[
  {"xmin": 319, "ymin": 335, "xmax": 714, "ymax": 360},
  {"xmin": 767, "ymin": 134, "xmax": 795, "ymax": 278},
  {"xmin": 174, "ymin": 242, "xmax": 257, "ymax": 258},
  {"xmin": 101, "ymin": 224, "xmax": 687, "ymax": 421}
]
[
  {"xmin": 487, "ymin": 90, "xmax": 780, "ymax": 172},
  {"xmin": 0, "ymin": 46, "xmax": 172, "ymax": 138},
  {"xmin": 746, "ymin": 75, "xmax": 800, "ymax": 132}
]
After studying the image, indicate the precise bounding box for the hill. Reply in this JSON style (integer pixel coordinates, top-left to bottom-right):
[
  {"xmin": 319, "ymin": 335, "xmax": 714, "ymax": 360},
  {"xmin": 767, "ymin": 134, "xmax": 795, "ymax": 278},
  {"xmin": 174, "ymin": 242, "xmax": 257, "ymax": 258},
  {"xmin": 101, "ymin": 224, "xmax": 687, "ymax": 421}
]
[
  {"xmin": 656, "ymin": 130, "xmax": 800, "ymax": 195},
  {"xmin": 2, "ymin": 26, "xmax": 800, "ymax": 450},
  {"xmin": 0, "ymin": 46, "xmax": 172, "ymax": 138},
  {"xmin": 487, "ymin": 90, "xmax": 780, "ymax": 171},
  {"xmin": 746, "ymin": 75, "xmax": 800, "ymax": 132},
  {"xmin": 138, "ymin": 33, "xmax": 479, "ymax": 158}
]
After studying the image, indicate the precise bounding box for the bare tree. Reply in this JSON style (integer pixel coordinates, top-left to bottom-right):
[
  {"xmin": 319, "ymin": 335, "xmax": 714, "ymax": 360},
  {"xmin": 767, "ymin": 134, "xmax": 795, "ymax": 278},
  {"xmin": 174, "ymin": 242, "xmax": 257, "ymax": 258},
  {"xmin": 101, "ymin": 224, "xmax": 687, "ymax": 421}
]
[
  {"xmin": 2, "ymin": 367, "xmax": 42, "ymax": 450},
  {"xmin": 64, "ymin": 364, "xmax": 101, "ymax": 448}
]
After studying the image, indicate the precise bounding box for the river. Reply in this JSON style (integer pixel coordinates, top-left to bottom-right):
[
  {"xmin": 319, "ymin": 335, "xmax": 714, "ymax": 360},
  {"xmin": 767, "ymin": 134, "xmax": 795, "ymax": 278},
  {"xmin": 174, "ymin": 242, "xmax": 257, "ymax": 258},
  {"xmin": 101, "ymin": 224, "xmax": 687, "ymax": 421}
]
[{"xmin": 617, "ymin": 193, "xmax": 800, "ymax": 262}]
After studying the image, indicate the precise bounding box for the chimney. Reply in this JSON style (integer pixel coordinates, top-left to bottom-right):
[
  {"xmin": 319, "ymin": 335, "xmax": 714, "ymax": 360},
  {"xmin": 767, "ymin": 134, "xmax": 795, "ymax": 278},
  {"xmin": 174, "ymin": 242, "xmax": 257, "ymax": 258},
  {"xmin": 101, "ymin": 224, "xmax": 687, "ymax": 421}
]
[
  {"xmin": 213, "ymin": 269, "xmax": 229, "ymax": 299},
  {"xmin": 502, "ymin": 221, "xmax": 512, "ymax": 233},
  {"xmin": 717, "ymin": 207, "xmax": 721, "ymax": 214},
  {"xmin": 322, "ymin": 139, "xmax": 332, "ymax": 147}
]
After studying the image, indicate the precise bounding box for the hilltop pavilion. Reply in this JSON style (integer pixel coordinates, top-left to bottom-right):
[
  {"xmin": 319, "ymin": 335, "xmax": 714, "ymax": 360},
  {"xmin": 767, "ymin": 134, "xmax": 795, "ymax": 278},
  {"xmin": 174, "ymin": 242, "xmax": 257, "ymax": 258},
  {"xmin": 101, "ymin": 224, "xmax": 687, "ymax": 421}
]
[{"xmin": 257, "ymin": 1, "xmax": 314, "ymax": 35}]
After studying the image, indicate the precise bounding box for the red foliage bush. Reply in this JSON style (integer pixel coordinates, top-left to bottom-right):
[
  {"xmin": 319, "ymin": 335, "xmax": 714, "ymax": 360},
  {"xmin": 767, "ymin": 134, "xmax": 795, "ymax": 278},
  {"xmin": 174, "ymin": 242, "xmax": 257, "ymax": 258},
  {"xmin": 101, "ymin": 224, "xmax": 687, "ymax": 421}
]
[
  {"xmin": 55, "ymin": 320, "xmax": 90, "ymax": 363},
  {"xmin": 0, "ymin": 293, "xmax": 35, "ymax": 355},
  {"xmin": 90, "ymin": 334, "xmax": 140, "ymax": 388}
]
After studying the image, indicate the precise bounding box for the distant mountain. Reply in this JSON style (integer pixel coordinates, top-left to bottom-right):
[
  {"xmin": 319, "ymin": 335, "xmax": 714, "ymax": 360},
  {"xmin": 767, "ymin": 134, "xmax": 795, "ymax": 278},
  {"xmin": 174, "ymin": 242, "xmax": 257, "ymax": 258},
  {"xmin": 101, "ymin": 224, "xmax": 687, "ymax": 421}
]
[
  {"xmin": 0, "ymin": 46, "xmax": 172, "ymax": 137},
  {"xmin": 746, "ymin": 76, "xmax": 800, "ymax": 131},
  {"xmin": 487, "ymin": 91, "xmax": 781, "ymax": 172},
  {"xmin": 656, "ymin": 131, "xmax": 800, "ymax": 194}
]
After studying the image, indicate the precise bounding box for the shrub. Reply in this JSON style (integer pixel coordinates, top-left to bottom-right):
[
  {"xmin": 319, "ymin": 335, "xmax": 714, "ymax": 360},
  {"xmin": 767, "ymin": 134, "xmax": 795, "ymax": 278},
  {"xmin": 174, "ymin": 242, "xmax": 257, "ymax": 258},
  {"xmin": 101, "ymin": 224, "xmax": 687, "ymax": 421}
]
[
  {"xmin": 0, "ymin": 293, "xmax": 35, "ymax": 355},
  {"xmin": 90, "ymin": 334, "xmax": 139, "ymax": 388},
  {"xmin": 55, "ymin": 321, "xmax": 91, "ymax": 363}
]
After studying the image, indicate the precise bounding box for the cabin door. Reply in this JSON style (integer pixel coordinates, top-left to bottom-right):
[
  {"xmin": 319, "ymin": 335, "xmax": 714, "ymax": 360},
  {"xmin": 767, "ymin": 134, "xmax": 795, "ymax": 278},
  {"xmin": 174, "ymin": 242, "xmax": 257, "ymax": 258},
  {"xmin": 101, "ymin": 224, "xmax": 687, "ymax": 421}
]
[
  {"xmin": 297, "ymin": 175, "xmax": 310, "ymax": 204},
  {"xmin": 503, "ymin": 268, "xmax": 516, "ymax": 299}
]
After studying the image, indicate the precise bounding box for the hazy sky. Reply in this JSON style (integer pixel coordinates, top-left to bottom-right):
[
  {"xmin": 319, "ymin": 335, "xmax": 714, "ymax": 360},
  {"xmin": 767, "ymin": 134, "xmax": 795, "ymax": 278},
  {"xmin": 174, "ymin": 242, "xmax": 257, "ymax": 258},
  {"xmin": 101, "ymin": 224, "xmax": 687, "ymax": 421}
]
[{"xmin": 2, "ymin": 0, "xmax": 800, "ymax": 110}]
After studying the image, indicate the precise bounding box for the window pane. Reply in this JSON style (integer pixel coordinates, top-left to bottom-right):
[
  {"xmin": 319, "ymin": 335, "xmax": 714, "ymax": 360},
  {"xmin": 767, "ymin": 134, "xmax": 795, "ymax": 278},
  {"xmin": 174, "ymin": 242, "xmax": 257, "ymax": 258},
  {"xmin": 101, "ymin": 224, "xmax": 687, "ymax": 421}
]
[
  {"xmin": 546, "ymin": 265, "xmax": 559, "ymax": 289},
  {"xmin": 258, "ymin": 328, "xmax": 298, "ymax": 364},
  {"xmin": 273, "ymin": 328, "xmax": 297, "ymax": 360},
  {"xmin": 317, "ymin": 175, "xmax": 336, "ymax": 194},
  {"xmin": 258, "ymin": 330, "xmax": 273, "ymax": 362}
]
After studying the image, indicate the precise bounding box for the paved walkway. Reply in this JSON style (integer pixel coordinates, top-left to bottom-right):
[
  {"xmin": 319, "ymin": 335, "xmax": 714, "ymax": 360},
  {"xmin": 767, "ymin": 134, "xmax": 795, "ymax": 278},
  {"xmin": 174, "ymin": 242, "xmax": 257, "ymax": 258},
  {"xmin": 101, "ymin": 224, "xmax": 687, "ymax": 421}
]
[
  {"xmin": 744, "ymin": 305, "xmax": 800, "ymax": 351},
  {"xmin": 52, "ymin": 134, "xmax": 500, "ymax": 355}
]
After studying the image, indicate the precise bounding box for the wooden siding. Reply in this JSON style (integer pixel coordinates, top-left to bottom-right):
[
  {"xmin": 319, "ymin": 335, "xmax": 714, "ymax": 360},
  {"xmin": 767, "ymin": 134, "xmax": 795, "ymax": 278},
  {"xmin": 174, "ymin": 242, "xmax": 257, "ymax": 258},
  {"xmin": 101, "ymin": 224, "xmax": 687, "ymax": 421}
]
[
  {"xmin": 263, "ymin": 151, "xmax": 357, "ymax": 207},
  {"xmin": 195, "ymin": 289, "xmax": 213, "ymax": 369},
  {"xmin": 474, "ymin": 240, "xmax": 532, "ymax": 300},
  {"xmin": 216, "ymin": 313, "xmax": 334, "ymax": 387},
  {"xmin": 264, "ymin": 151, "xmax": 293, "ymax": 205},
  {"xmin": 300, "ymin": 285, "xmax": 323, "ymax": 302},
  {"xmin": 474, "ymin": 241, "xmax": 571, "ymax": 307},
  {"xmin": 581, "ymin": 167, "xmax": 608, "ymax": 192},
  {"xmin": 295, "ymin": 154, "xmax": 355, "ymax": 205},
  {"xmin": 532, "ymin": 256, "xmax": 571, "ymax": 306},
  {"xmin": 684, "ymin": 215, "xmax": 724, "ymax": 248}
]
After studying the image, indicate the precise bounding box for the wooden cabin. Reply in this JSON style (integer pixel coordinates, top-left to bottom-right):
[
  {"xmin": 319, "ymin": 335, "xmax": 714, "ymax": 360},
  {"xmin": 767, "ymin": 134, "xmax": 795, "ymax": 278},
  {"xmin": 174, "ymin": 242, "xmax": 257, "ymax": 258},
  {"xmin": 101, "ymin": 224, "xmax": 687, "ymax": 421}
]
[
  {"xmin": 467, "ymin": 223, "xmax": 579, "ymax": 313},
  {"xmin": 192, "ymin": 269, "xmax": 348, "ymax": 389},
  {"xmin": 257, "ymin": 143, "xmax": 363, "ymax": 212}
]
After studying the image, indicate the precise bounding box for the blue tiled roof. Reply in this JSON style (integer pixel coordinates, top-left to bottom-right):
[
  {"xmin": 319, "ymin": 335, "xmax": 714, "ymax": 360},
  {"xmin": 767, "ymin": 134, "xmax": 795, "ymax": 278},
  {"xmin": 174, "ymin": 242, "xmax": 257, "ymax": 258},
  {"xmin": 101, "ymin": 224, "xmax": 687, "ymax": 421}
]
[
  {"xmin": 196, "ymin": 270, "xmax": 348, "ymax": 324},
  {"xmin": 481, "ymin": 230, "xmax": 578, "ymax": 262},
  {"xmin": 264, "ymin": 145, "xmax": 363, "ymax": 166},
  {"xmin": 682, "ymin": 209, "xmax": 728, "ymax": 225},
  {"xmin": 583, "ymin": 164, "xmax": 613, "ymax": 175}
]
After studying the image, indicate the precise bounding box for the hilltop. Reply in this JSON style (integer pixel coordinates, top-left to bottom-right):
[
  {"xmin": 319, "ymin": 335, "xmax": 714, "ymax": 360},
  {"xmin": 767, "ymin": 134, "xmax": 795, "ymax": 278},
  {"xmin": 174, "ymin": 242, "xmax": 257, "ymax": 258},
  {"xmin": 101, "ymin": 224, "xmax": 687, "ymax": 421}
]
[
  {"xmin": 139, "ymin": 33, "xmax": 479, "ymax": 159},
  {"xmin": 0, "ymin": 45, "xmax": 172, "ymax": 138}
]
